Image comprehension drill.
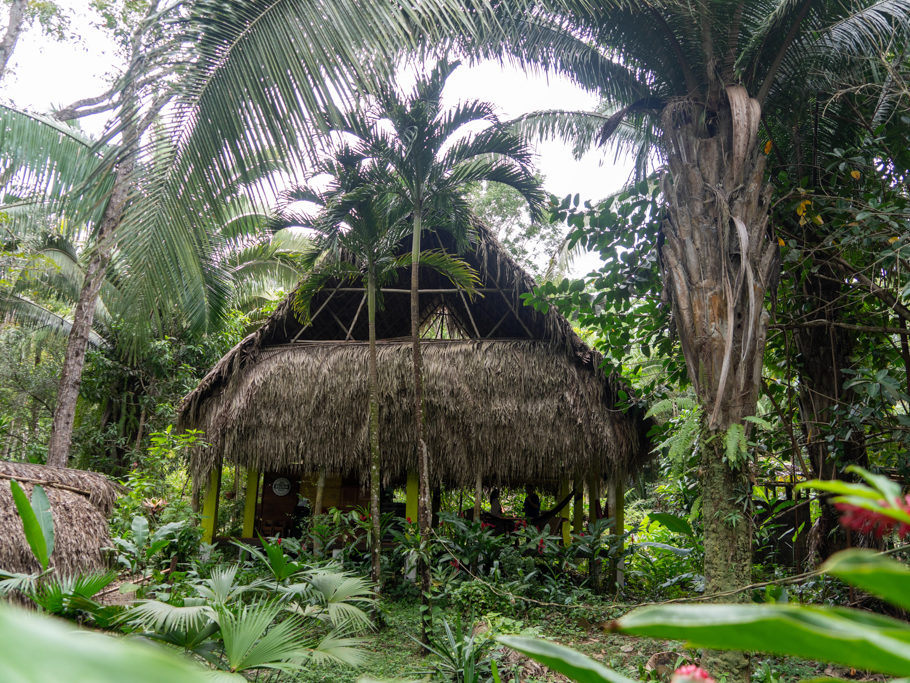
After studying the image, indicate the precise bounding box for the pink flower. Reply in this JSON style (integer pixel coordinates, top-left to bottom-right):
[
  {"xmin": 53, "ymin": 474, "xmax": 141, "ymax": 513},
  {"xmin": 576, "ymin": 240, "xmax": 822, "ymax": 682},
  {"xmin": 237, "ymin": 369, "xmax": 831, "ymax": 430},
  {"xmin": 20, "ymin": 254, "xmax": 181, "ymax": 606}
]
[
  {"xmin": 835, "ymin": 496, "xmax": 910, "ymax": 538},
  {"xmin": 671, "ymin": 665, "xmax": 715, "ymax": 683}
]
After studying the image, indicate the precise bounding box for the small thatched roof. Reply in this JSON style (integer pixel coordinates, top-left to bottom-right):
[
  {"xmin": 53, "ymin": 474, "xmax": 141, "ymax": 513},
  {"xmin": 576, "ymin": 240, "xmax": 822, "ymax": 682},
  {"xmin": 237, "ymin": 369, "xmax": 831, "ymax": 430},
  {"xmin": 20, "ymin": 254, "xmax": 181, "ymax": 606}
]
[
  {"xmin": 181, "ymin": 224, "xmax": 651, "ymax": 490},
  {"xmin": 0, "ymin": 461, "xmax": 123, "ymax": 576}
]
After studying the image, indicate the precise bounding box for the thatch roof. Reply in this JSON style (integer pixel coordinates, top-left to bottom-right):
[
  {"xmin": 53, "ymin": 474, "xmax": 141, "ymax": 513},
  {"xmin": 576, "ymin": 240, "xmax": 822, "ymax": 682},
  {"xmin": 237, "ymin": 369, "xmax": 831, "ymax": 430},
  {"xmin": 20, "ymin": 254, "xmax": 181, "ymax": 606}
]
[
  {"xmin": 0, "ymin": 462, "xmax": 123, "ymax": 576},
  {"xmin": 181, "ymin": 224, "xmax": 651, "ymax": 489}
]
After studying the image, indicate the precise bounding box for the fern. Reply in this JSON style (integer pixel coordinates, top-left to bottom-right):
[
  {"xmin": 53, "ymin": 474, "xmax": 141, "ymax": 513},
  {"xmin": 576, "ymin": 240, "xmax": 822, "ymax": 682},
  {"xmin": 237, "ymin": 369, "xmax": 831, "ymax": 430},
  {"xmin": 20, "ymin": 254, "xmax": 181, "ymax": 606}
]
[{"xmin": 724, "ymin": 423, "xmax": 749, "ymax": 468}]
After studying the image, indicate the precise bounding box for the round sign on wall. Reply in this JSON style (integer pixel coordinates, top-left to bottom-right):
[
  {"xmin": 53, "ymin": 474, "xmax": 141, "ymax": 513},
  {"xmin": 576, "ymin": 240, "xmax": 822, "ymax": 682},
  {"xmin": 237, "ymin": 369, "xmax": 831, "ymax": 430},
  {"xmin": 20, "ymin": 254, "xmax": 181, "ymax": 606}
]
[{"xmin": 271, "ymin": 477, "xmax": 292, "ymax": 497}]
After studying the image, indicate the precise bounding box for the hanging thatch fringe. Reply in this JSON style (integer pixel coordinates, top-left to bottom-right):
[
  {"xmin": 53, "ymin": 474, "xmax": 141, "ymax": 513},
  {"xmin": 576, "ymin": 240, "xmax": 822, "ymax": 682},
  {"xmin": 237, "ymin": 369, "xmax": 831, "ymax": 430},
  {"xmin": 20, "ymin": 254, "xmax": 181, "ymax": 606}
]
[
  {"xmin": 180, "ymin": 223, "xmax": 652, "ymax": 491},
  {"xmin": 0, "ymin": 461, "xmax": 123, "ymax": 576},
  {"xmin": 187, "ymin": 340, "xmax": 646, "ymax": 491}
]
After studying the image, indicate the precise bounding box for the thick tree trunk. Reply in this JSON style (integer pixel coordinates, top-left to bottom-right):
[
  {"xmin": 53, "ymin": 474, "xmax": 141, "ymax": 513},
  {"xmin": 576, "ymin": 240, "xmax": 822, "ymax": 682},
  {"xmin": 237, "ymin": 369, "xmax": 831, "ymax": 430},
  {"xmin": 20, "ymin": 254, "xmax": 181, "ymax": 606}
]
[
  {"xmin": 45, "ymin": 230, "xmax": 117, "ymax": 467},
  {"xmin": 0, "ymin": 0, "xmax": 27, "ymax": 83},
  {"xmin": 659, "ymin": 87, "xmax": 780, "ymax": 683},
  {"xmin": 46, "ymin": 96, "xmax": 141, "ymax": 468},
  {"xmin": 367, "ymin": 273, "xmax": 382, "ymax": 590},
  {"xmin": 794, "ymin": 265, "xmax": 865, "ymax": 564},
  {"xmin": 410, "ymin": 206, "xmax": 432, "ymax": 642}
]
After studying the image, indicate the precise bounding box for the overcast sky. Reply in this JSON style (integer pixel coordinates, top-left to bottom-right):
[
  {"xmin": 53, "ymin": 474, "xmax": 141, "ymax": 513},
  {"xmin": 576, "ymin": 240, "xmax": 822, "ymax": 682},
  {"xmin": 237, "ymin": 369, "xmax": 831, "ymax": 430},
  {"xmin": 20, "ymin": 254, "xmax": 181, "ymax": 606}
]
[{"xmin": 4, "ymin": 5, "xmax": 635, "ymax": 202}]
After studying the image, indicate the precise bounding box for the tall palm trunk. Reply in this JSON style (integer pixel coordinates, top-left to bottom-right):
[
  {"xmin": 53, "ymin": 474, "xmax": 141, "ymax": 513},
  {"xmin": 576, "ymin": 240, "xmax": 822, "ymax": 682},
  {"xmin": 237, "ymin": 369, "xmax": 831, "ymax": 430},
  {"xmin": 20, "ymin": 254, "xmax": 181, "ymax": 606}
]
[
  {"xmin": 658, "ymin": 88, "xmax": 780, "ymax": 681},
  {"xmin": 46, "ymin": 149, "xmax": 135, "ymax": 468},
  {"xmin": 410, "ymin": 204, "xmax": 432, "ymax": 642},
  {"xmin": 367, "ymin": 269, "xmax": 382, "ymax": 590}
]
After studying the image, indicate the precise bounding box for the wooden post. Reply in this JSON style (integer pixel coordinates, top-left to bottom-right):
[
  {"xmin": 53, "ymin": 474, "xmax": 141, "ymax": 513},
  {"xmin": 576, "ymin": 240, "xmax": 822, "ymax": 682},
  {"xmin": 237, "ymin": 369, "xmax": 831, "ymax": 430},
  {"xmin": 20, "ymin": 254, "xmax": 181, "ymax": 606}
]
[
  {"xmin": 242, "ymin": 468, "xmax": 259, "ymax": 539},
  {"xmin": 200, "ymin": 465, "xmax": 221, "ymax": 544},
  {"xmin": 313, "ymin": 469, "xmax": 326, "ymax": 516},
  {"xmin": 607, "ymin": 476, "xmax": 625, "ymax": 589},
  {"xmin": 406, "ymin": 469, "xmax": 418, "ymax": 523},
  {"xmin": 558, "ymin": 478, "xmax": 572, "ymax": 545},
  {"xmin": 587, "ymin": 472, "xmax": 601, "ymax": 591},
  {"xmin": 473, "ymin": 471, "xmax": 482, "ymax": 521},
  {"xmin": 573, "ymin": 473, "xmax": 584, "ymax": 533}
]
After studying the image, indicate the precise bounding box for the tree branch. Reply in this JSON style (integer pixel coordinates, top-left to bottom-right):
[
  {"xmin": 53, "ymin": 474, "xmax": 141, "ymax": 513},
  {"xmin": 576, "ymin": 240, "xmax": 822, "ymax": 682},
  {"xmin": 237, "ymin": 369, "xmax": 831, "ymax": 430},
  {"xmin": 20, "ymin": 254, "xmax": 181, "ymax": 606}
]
[{"xmin": 0, "ymin": 0, "xmax": 27, "ymax": 83}]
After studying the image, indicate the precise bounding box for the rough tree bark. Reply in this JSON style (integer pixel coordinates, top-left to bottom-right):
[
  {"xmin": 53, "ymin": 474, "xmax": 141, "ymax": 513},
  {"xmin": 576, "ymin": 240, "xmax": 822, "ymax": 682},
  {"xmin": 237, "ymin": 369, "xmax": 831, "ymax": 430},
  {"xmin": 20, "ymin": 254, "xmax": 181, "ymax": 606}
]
[
  {"xmin": 0, "ymin": 0, "xmax": 27, "ymax": 83},
  {"xmin": 45, "ymin": 154, "xmax": 134, "ymax": 468},
  {"xmin": 658, "ymin": 86, "xmax": 780, "ymax": 682},
  {"xmin": 45, "ymin": 0, "xmax": 165, "ymax": 468},
  {"xmin": 794, "ymin": 264, "xmax": 866, "ymax": 563}
]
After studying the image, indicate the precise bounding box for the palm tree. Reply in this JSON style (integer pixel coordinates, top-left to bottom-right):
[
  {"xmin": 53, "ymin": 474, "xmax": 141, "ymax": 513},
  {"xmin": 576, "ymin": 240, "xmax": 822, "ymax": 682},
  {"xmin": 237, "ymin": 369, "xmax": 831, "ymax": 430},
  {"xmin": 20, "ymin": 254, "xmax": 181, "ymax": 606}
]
[
  {"xmin": 473, "ymin": 2, "xmax": 910, "ymax": 677},
  {"xmin": 349, "ymin": 61, "xmax": 545, "ymax": 599},
  {"xmin": 288, "ymin": 138, "xmax": 479, "ymax": 589},
  {"xmin": 3, "ymin": 0, "xmax": 510, "ymax": 467}
]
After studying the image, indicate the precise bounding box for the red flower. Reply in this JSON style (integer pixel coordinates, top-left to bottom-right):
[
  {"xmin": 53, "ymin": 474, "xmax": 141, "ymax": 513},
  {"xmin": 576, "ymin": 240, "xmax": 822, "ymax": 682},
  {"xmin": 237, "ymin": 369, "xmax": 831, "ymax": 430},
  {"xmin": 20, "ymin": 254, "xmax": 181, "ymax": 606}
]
[
  {"xmin": 406, "ymin": 517, "xmax": 412, "ymax": 524},
  {"xmin": 276, "ymin": 538, "xmax": 282, "ymax": 546},
  {"xmin": 671, "ymin": 665, "xmax": 715, "ymax": 683},
  {"xmin": 360, "ymin": 514, "xmax": 367, "ymax": 521},
  {"xmin": 450, "ymin": 559, "xmax": 460, "ymax": 569},
  {"xmin": 835, "ymin": 496, "xmax": 910, "ymax": 538}
]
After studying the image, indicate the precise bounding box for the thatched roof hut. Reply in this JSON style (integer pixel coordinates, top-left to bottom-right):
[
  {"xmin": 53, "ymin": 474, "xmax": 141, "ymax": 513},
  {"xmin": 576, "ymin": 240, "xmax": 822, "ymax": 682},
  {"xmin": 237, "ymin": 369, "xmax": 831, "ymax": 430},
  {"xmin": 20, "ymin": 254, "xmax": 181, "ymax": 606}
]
[
  {"xmin": 181, "ymin": 223, "xmax": 651, "ymax": 493},
  {"xmin": 0, "ymin": 461, "xmax": 123, "ymax": 576}
]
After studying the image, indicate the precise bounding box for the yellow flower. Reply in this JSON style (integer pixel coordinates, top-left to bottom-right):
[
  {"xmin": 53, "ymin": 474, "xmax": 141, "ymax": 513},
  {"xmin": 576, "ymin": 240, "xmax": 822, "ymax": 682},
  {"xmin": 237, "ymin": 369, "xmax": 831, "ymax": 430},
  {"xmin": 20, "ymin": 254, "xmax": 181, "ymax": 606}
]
[
  {"xmin": 850, "ymin": 170, "xmax": 861, "ymax": 180},
  {"xmin": 777, "ymin": 237, "xmax": 785, "ymax": 247},
  {"xmin": 889, "ymin": 236, "xmax": 900, "ymax": 244},
  {"xmin": 763, "ymin": 140, "xmax": 773, "ymax": 154},
  {"xmin": 796, "ymin": 199, "xmax": 812, "ymax": 217}
]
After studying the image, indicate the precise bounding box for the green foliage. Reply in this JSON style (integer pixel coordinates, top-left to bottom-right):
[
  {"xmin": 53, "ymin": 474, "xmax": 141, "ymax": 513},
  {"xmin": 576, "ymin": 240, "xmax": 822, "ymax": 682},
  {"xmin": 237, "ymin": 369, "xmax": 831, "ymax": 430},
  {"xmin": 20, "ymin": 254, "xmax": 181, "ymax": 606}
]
[
  {"xmin": 418, "ymin": 617, "xmax": 496, "ymax": 683},
  {"xmin": 8, "ymin": 480, "xmax": 53, "ymax": 571},
  {"xmin": 0, "ymin": 602, "xmax": 232, "ymax": 683}
]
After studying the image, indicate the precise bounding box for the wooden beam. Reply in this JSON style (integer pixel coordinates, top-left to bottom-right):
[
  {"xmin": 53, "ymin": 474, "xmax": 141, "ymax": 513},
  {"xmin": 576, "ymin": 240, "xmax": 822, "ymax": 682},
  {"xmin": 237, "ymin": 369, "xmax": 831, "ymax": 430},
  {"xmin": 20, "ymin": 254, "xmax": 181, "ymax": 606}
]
[
  {"xmin": 494, "ymin": 284, "xmax": 534, "ymax": 338},
  {"xmin": 200, "ymin": 465, "xmax": 221, "ymax": 544},
  {"xmin": 484, "ymin": 310, "xmax": 510, "ymax": 338},
  {"xmin": 242, "ymin": 468, "xmax": 259, "ymax": 538},
  {"xmin": 291, "ymin": 285, "xmax": 340, "ymax": 342},
  {"xmin": 334, "ymin": 287, "xmax": 500, "ymax": 294},
  {"xmin": 458, "ymin": 288, "xmax": 481, "ymax": 338},
  {"xmin": 473, "ymin": 471, "xmax": 483, "ymax": 521},
  {"xmin": 345, "ymin": 293, "xmax": 367, "ymax": 340}
]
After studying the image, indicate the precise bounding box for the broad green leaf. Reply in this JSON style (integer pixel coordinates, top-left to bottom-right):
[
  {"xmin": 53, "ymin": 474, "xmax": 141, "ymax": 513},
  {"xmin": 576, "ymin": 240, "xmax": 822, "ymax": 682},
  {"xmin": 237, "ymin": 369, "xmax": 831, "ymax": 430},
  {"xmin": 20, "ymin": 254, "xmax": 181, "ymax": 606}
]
[
  {"xmin": 131, "ymin": 516, "xmax": 149, "ymax": 549},
  {"xmin": 9, "ymin": 480, "xmax": 49, "ymax": 571},
  {"xmin": 648, "ymin": 513, "xmax": 694, "ymax": 538},
  {"xmin": 0, "ymin": 603, "xmax": 240, "ymax": 682},
  {"xmin": 619, "ymin": 604, "xmax": 910, "ymax": 676},
  {"xmin": 847, "ymin": 466, "xmax": 903, "ymax": 501},
  {"xmin": 796, "ymin": 479, "xmax": 881, "ymax": 499},
  {"xmin": 29, "ymin": 485, "xmax": 54, "ymax": 563},
  {"xmin": 823, "ymin": 550, "xmax": 910, "ymax": 611},
  {"xmin": 498, "ymin": 636, "xmax": 639, "ymax": 683}
]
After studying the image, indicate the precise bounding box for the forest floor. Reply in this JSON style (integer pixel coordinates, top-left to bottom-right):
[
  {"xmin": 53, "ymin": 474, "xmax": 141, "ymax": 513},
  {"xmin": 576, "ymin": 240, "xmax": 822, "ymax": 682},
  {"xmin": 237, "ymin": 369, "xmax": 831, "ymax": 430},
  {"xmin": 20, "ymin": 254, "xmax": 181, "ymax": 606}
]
[{"xmin": 294, "ymin": 598, "xmax": 827, "ymax": 683}]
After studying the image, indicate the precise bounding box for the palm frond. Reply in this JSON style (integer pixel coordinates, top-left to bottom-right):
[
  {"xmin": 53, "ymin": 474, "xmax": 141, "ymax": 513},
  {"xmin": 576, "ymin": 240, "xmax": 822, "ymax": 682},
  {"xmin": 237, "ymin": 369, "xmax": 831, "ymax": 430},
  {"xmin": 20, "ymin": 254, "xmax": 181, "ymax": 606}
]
[{"xmin": 121, "ymin": 599, "xmax": 216, "ymax": 634}]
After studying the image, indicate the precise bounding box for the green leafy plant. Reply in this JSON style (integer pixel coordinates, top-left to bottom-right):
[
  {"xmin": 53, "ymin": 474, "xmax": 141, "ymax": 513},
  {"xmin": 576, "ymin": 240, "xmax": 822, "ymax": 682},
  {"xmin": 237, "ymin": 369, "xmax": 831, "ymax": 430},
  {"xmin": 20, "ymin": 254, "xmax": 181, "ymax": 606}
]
[
  {"xmin": 417, "ymin": 617, "xmax": 495, "ymax": 683},
  {"xmin": 8, "ymin": 480, "xmax": 54, "ymax": 571},
  {"xmin": 110, "ymin": 515, "xmax": 187, "ymax": 573},
  {"xmin": 500, "ymin": 469, "xmax": 910, "ymax": 682}
]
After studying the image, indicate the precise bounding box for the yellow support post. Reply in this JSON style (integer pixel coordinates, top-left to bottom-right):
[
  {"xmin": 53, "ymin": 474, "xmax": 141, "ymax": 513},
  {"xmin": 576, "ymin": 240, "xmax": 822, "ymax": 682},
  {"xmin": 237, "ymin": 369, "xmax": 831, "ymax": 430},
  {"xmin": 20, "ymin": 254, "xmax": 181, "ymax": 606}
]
[
  {"xmin": 558, "ymin": 479, "xmax": 572, "ymax": 545},
  {"xmin": 242, "ymin": 468, "xmax": 259, "ymax": 539},
  {"xmin": 406, "ymin": 470, "xmax": 418, "ymax": 523},
  {"xmin": 201, "ymin": 465, "xmax": 221, "ymax": 544},
  {"xmin": 573, "ymin": 474, "xmax": 584, "ymax": 533}
]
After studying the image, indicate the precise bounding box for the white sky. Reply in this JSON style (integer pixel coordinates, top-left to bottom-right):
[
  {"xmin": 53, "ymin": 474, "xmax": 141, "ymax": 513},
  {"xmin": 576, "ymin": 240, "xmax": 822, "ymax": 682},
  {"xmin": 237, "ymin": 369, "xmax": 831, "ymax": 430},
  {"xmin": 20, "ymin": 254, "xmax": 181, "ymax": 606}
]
[{"xmin": 2, "ymin": 5, "xmax": 633, "ymax": 272}]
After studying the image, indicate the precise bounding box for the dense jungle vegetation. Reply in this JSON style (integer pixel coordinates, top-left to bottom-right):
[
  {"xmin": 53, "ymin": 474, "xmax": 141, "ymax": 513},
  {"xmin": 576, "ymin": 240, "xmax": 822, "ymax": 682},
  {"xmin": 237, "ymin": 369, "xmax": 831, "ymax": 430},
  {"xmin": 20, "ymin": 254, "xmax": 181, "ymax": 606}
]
[{"xmin": 1, "ymin": 1, "xmax": 910, "ymax": 682}]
